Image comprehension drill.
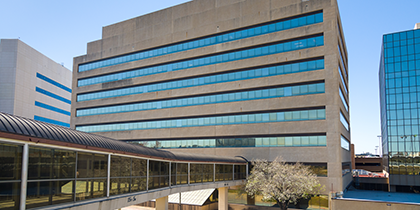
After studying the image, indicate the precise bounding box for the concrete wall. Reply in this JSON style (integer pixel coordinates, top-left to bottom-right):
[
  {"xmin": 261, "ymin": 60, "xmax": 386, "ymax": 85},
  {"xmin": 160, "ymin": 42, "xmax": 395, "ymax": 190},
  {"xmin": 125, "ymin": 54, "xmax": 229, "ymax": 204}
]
[
  {"xmin": 0, "ymin": 39, "xmax": 72, "ymax": 125},
  {"xmin": 0, "ymin": 39, "xmax": 17, "ymax": 114},
  {"xmin": 331, "ymin": 199, "xmax": 420, "ymax": 210},
  {"xmin": 72, "ymin": 0, "xmax": 350, "ymax": 193}
]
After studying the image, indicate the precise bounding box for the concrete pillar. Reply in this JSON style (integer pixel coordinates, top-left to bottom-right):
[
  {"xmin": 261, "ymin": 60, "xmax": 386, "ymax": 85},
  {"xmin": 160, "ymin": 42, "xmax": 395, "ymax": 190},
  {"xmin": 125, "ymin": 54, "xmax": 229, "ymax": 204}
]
[
  {"xmin": 20, "ymin": 144, "xmax": 29, "ymax": 210},
  {"xmin": 156, "ymin": 196, "xmax": 169, "ymax": 210},
  {"xmin": 218, "ymin": 187, "xmax": 228, "ymax": 210}
]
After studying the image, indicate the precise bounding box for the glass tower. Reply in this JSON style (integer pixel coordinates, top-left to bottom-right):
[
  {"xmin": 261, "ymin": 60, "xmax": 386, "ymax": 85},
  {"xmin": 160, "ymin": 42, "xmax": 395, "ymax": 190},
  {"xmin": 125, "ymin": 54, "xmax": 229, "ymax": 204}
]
[{"xmin": 379, "ymin": 27, "xmax": 420, "ymax": 190}]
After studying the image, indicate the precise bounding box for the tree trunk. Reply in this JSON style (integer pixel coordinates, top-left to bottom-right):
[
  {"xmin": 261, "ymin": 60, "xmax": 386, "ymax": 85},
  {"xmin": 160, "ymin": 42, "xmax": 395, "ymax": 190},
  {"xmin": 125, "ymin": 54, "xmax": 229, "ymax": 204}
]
[{"xmin": 277, "ymin": 200, "xmax": 289, "ymax": 210}]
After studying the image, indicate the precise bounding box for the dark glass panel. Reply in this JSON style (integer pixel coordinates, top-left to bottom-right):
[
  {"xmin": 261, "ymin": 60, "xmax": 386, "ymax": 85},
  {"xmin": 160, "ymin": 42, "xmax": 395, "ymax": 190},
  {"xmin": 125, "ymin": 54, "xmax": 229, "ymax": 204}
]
[
  {"xmin": 132, "ymin": 158, "xmax": 147, "ymax": 177},
  {"xmin": 110, "ymin": 178, "xmax": 130, "ymax": 196},
  {"xmin": 26, "ymin": 181, "xmax": 51, "ymax": 209},
  {"xmin": 26, "ymin": 181, "xmax": 75, "ymax": 208},
  {"xmin": 77, "ymin": 152, "xmax": 93, "ymax": 178},
  {"xmin": 0, "ymin": 143, "xmax": 22, "ymax": 180},
  {"xmin": 111, "ymin": 156, "xmax": 131, "ymax": 177},
  {"xmin": 149, "ymin": 160, "xmax": 160, "ymax": 176},
  {"xmin": 75, "ymin": 179, "xmax": 106, "ymax": 201},
  {"xmin": 131, "ymin": 177, "xmax": 147, "ymax": 192},
  {"xmin": 28, "ymin": 147, "xmax": 52, "ymax": 179},
  {"xmin": 53, "ymin": 150, "xmax": 76, "ymax": 179},
  {"xmin": 0, "ymin": 182, "xmax": 20, "ymax": 210},
  {"xmin": 93, "ymin": 154, "xmax": 108, "ymax": 178}
]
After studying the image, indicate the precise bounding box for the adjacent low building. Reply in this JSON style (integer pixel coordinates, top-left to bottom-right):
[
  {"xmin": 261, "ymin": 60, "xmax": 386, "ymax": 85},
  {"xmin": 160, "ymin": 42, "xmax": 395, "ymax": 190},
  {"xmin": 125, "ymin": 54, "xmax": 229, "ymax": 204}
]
[
  {"xmin": 71, "ymin": 0, "xmax": 351, "ymax": 194},
  {"xmin": 0, "ymin": 39, "xmax": 72, "ymax": 127}
]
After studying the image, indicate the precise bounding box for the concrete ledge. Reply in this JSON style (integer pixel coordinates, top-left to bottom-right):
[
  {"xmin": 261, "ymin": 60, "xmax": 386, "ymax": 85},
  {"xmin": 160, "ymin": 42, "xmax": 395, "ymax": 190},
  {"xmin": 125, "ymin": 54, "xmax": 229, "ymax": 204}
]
[{"xmin": 39, "ymin": 180, "xmax": 245, "ymax": 210}]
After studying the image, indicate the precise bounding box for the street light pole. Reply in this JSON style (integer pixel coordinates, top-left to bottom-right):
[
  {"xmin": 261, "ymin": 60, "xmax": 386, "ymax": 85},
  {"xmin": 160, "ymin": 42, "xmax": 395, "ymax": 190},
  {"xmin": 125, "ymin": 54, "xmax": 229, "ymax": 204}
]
[{"xmin": 377, "ymin": 135, "xmax": 382, "ymax": 157}]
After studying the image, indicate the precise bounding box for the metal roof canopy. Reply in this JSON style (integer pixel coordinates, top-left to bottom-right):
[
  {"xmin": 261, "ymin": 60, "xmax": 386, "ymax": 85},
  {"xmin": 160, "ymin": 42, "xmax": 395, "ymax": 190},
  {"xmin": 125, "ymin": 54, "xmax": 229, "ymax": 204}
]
[{"xmin": 0, "ymin": 112, "xmax": 246, "ymax": 164}]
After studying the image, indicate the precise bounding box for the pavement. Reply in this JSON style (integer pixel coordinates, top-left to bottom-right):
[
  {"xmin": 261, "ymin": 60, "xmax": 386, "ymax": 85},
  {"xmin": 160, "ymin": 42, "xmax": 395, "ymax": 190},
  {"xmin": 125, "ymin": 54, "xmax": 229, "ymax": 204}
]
[{"xmin": 121, "ymin": 205, "xmax": 155, "ymax": 210}]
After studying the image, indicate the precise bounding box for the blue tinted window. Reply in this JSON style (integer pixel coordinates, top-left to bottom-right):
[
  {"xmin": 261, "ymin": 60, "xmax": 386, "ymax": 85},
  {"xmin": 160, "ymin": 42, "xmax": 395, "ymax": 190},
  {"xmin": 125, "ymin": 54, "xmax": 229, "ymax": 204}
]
[
  {"xmin": 76, "ymin": 109, "xmax": 325, "ymax": 133},
  {"xmin": 77, "ymin": 58, "xmax": 325, "ymax": 102},
  {"xmin": 78, "ymin": 12, "xmax": 323, "ymax": 73}
]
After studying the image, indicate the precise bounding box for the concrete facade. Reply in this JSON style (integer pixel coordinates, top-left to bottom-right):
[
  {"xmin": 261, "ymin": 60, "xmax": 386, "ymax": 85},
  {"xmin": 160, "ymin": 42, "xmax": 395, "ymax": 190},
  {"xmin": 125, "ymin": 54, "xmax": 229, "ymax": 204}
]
[
  {"xmin": 72, "ymin": 0, "xmax": 351, "ymax": 193},
  {"xmin": 0, "ymin": 39, "xmax": 72, "ymax": 126}
]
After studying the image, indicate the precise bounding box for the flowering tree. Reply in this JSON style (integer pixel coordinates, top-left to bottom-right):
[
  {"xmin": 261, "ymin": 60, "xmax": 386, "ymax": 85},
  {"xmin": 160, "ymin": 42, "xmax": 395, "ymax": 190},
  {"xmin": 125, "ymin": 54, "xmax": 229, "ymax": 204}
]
[{"xmin": 245, "ymin": 157, "xmax": 323, "ymax": 210}]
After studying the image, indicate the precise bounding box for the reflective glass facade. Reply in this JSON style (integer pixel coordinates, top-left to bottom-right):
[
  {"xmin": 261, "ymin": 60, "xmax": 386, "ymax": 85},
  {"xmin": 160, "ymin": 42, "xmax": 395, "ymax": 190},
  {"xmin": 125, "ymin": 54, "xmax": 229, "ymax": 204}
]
[{"xmin": 380, "ymin": 28, "xmax": 420, "ymax": 178}]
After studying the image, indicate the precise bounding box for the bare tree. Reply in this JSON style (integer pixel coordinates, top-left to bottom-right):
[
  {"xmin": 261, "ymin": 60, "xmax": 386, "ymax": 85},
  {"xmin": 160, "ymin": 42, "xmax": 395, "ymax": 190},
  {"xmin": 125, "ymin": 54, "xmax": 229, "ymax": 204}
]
[{"xmin": 245, "ymin": 157, "xmax": 323, "ymax": 210}]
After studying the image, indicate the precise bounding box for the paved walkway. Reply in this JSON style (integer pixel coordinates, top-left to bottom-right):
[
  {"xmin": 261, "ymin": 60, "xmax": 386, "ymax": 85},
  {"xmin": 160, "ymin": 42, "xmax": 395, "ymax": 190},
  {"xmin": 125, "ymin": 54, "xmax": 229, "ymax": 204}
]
[{"xmin": 121, "ymin": 205, "xmax": 154, "ymax": 210}]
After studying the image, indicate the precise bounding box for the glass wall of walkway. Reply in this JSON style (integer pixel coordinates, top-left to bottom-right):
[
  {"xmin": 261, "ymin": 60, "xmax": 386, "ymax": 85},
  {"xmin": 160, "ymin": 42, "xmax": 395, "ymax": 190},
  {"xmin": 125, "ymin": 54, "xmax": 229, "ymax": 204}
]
[{"xmin": 0, "ymin": 142, "xmax": 247, "ymax": 210}]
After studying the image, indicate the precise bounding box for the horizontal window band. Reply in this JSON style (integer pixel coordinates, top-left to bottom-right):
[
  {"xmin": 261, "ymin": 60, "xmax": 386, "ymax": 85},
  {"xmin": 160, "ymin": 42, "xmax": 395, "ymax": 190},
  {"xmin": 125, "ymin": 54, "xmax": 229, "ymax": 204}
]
[
  {"xmin": 36, "ymin": 73, "xmax": 72, "ymax": 93},
  {"xmin": 36, "ymin": 87, "xmax": 71, "ymax": 105},
  {"xmin": 34, "ymin": 115, "xmax": 70, "ymax": 127},
  {"xmin": 77, "ymin": 34, "xmax": 324, "ymax": 88},
  {"xmin": 338, "ymin": 65, "xmax": 348, "ymax": 94},
  {"xmin": 79, "ymin": 78, "xmax": 325, "ymax": 110},
  {"xmin": 339, "ymin": 88, "xmax": 348, "ymax": 112},
  {"xmin": 75, "ymin": 108, "xmax": 326, "ymax": 133},
  {"xmin": 77, "ymin": 57, "xmax": 325, "ymax": 102},
  {"xmin": 35, "ymin": 101, "xmax": 70, "ymax": 116},
  {"xmin": 76, "ymin": 82, "xmax": 325, "ymax": 117},
  {"xmin": 340, "ymin": 111, "xmax": 349, "ymax": 131},
  {"xmin": 123, "ymin": 133, "xmax": 327, "ymax": 141},
  {"xmin": 78, "ymin": 11, "xmax": 323, "ymax": 72},
  {"xmin": 80, "ymin": 105, "xmax": 326, "ymax": 125},
  {"xmin": 127, "ymin": 135, "xmax": 327, "ymax": 149}
]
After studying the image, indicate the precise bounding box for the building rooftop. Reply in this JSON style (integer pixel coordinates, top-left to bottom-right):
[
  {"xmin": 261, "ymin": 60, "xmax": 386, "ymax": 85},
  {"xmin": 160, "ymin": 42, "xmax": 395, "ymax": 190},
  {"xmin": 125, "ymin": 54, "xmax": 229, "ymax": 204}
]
[{"xmin": 341, "ymin": 189, "xmax": 420, "ymax": 204}]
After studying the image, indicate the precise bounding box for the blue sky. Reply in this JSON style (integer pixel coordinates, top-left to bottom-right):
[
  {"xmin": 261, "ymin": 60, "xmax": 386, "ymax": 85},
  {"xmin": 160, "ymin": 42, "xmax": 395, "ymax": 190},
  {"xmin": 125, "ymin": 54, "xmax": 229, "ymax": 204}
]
[{"xmin": 1, "ymin": 0, "xmax": 419, "ymax": 154}]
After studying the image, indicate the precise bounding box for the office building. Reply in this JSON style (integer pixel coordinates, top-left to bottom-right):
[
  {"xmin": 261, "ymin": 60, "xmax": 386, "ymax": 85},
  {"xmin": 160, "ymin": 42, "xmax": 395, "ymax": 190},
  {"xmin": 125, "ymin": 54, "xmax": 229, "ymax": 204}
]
[
  {"xmin": 72, "ymin": 0, "xmax": 351, "ymax": 193},
  {"xmin": 379, "ymin": 25, "xmax": 420, "ymax": 191},
  {"xmin": 0, "ymin": 39, "xmax": 72, "ymax": 127}
]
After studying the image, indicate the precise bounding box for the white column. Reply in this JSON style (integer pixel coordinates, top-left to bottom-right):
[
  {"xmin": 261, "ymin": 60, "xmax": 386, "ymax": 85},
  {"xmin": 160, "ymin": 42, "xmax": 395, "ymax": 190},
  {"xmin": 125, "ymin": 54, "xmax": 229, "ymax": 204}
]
[
  {"xmin": 20, "ymin": 144, "xmax": 29, "ymax": 210},
  {"xmin": 156, "ymin": 196, "xmax": 169, "ymax": 210},
  {"xmin": 218, "ymin": 187, "xmax": 228, "ymax": 210},
  {"xmin": 107, "ymin": 154, "xmax": 111, "ymax": 197}
]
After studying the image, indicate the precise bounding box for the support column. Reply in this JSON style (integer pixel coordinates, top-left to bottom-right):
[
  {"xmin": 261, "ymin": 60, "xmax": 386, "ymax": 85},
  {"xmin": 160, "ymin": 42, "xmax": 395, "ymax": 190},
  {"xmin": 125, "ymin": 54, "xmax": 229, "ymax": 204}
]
[
  {"xmin": 218, "ymin": 187, "xmax": 228, "ymax": 210},
  {"xmin": 107, "ymin": 154, "xmax": 111, "ymax": 197},
  {"xmin": 156, "ymin": 196, "xmax": 169, "ymax": 210},
  {"xmin": 20, "ymin": 144, "xmax": 29, "ymax": 210}
]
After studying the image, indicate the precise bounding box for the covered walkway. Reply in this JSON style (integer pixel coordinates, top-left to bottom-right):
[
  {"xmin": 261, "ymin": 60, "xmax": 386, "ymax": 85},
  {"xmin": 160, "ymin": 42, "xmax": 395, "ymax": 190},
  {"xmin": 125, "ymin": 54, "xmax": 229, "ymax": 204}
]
[{"xmin": 0, "ymin": 112, "xmax": 247, "ymax": 210}]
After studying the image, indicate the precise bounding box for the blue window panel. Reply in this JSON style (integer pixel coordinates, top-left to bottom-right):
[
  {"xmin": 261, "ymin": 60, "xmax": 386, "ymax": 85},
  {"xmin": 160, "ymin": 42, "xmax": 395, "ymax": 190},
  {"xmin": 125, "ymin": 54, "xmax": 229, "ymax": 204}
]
[
  {"xmin": 78, "ymin": 12, "xmax": 323, "ymax": 72},
  {"xmin": 35, "ymin": 101, "xmax": 70, "ymax": 116},
  {"xmin": 76, "ymin": 109, "xmax": 325, "ymax": 133},
  {"xmin": 34, "ymin": 115, "xmax": 70, "ymax": 127},
  {"xmin": 77, "ymin": 83, "xmax": 325, "ymax": 117},
  {"xmin": 36, "ymin": 73, "xmax": 72, "ymax": 93},
  {"xmin": 77, "ymin": 58, "xmax": 325, "ymax": 102},
  {"xmin": 339, "ymin": 88, "xmax": 348, "ymax": 112},
  {"xmin": 338, "ymin": 65, "xmax": 348, "ymax": 94},
  {"xmin": 78, "ymin": 35, "xmax": 324, "ymax": 87},
  {"xmin": 341, "ymin": 135, "xmax": 350, "ymax": 150},
  {"xmin": 132, "ymin": 135, "xmax": 327, "ymax": 149},
  {"xmin": 35, "ymin": 87, "xmax": 71, "ymax": 105},
  {"xmin": 340, "ymin": 111, "xmax": 349, "ymax": 131}
]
